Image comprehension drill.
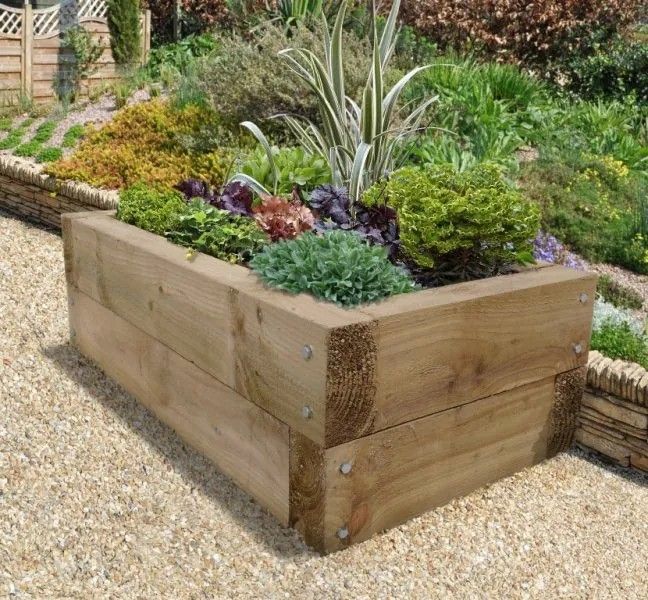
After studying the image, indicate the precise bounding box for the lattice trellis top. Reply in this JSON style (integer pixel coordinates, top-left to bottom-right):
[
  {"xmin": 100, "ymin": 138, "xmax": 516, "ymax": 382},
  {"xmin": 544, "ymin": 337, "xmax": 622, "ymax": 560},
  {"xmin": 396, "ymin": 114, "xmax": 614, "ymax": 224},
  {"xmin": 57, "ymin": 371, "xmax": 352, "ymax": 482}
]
[
  {"xmin": 0, "ymin": 0, "xmax": 109, "ymax": 39},
  {"xmin": 0, "ymin": 5, "xmax": 22, "ymax": 38}
]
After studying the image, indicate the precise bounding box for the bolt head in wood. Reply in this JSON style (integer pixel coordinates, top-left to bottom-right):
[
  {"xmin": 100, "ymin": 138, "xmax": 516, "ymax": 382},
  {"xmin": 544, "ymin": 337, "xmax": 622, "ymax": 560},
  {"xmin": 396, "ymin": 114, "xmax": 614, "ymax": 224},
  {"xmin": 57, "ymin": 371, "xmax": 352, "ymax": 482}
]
[
  {"xmin": 579, "ymin": 292, "xmax": 589, "ymax": 304},
  {"xmin": 337, "ymin": 526, "xmax": 349, "ymax": 540},
  {"xmin": 301, "ymin": 405, "xmax": 314, "ymax": 419},
  {"xmin": 339, "ymin": 462, "xmax": 352, "ymax": 475},
  {"xmin": 301, "ymin": 345, "xmax": 313, "ymax": 360},
  {"xmin": 573, "ymin": 343, "xmax": 583, "ymax": 355}
]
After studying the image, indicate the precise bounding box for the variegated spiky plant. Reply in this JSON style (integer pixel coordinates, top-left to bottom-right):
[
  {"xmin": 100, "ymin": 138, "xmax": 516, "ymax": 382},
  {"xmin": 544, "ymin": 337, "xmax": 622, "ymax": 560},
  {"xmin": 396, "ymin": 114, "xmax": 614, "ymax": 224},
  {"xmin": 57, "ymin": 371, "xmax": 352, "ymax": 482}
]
[{"xmin": 232, "ymin": 0, "xmax": 436, "ymax": 202}]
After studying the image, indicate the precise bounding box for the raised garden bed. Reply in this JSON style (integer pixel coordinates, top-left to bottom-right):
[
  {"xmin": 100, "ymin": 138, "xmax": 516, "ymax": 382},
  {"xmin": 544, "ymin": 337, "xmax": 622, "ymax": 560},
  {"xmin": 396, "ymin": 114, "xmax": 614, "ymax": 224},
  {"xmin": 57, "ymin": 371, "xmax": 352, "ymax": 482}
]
[{"xmin": 63, "ymin": 210, "xmax": 597, "ymax": 553}]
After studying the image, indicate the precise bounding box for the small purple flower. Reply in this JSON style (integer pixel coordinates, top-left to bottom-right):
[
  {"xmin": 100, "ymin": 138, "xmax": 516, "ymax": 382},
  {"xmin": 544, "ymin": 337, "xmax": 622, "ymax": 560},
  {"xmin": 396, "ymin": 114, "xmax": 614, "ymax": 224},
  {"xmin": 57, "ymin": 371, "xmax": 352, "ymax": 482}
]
[{"xmin": 533, "ymin": 231, "xmax": 585, "ymax": 270}]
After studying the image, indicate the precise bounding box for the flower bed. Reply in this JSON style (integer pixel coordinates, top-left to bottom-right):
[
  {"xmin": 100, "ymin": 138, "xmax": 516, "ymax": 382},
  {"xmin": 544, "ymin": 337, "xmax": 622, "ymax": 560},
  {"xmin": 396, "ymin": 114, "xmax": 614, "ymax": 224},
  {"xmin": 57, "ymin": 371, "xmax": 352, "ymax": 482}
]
[{"xmin": 63, "ymin": 210, "xmax": 596, "ymax": 552}]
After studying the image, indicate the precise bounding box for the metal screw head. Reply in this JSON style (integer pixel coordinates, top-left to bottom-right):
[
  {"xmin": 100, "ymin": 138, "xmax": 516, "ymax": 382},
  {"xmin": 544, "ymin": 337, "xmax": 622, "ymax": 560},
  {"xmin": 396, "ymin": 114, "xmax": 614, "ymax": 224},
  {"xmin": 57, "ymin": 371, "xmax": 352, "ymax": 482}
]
[
  {"xmin": 579, "ymin": 292, "xmax": 589, "ymax": 304},
  {"xmin": 301, "ymin": 345, "xmax": 313, "ymax": 360},
  {"xmin": 301, "ymin": 405, "xmax": 314, "ymax": 419},
  {"xmin": 339, "ymin": 462, "xmax": 352, "ymax": 475},
  {"xmin": 337, "ymin": 526, "xmax": 349, "ymax": 540},
  {"xmin": 573, "ymin": 343, "xmax": 583, "ymax": 355}
]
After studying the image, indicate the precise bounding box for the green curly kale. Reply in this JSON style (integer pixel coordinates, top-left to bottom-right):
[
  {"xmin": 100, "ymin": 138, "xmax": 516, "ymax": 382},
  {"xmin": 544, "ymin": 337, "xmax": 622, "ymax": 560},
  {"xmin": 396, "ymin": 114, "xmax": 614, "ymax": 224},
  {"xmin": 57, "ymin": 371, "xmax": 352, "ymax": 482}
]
[{"xmin": 250, "ymin": 230, "xmax": 418, "ymax": 307}]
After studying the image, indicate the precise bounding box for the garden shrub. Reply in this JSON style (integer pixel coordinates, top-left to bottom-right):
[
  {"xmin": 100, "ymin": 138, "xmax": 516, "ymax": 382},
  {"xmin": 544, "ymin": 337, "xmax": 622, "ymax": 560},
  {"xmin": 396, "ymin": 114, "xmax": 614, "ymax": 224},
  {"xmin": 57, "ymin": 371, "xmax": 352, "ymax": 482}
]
[
  {"xmin": 13, "ymin": 140, "xmax": 42, "ymax": 158},
  {"xmin": 196, "ymin": 22, "xmax": 401, "ymax": 140},
  {"xmin": 520, "ymin": 153, "xmax": 648, "ymax": 274},
  {"xmin": 45, "ymin": 100, "xmax": 234, "ymax": 189},
  {"xmin": 239, "ymin": 146, "xmax": 331, "ymax": 194},
  {"xmin": 117, "ymin": 183, "xmax": 188, "ymax": 235},
  {"xmin": 107, "ymin": 0, "xmax": 142, "ymax": 67},
  {"xmin": 596, "ymin": 274, "xmax": 644, "ymax": 310},
  {"xmin": 365, "ymin": 163, "xmax": 539, "ymax": 280},
  {"xmin": 143, "ymin": 0, "xmax": 229, "ymax": 44},
  {"xmin": 566, "ymin": 37, "xmax": 648, "ymax": 103},
  {"xmin": 400, "ymin": 0, "xmax": 642, "ymax": 65},
  {"xmin": 166, "ymin": 199, "xmax": 268, "ymax": 263},
  {"xmin": 250, "ymin": 230, "xmax": 417, "ymax": 307},
  {"xmin": 403, "ymin": 56, "xmax": 547, "ymax": 172},
  {"xmin": 542, "ymin": 100, "xmax": 648, "ymax": 174},
  {"xmin": 146, "ymin": 33, "xmax": 220, "ymax": 79},
  {"xmin": 56, "ymin": 26, "xmax": 103, "ymax": 102},
  {"xmin": 591, "ymin": 321, "xmax": 648, "ymax": 369}
]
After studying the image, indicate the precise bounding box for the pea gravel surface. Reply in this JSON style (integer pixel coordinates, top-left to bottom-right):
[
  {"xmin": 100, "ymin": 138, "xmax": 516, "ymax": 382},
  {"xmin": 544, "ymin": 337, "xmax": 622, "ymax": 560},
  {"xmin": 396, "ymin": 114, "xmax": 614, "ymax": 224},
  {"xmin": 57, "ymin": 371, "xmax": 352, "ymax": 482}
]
[{"xmin": 1, "ymin": 210, "xmax": 648, "ymax": 600}]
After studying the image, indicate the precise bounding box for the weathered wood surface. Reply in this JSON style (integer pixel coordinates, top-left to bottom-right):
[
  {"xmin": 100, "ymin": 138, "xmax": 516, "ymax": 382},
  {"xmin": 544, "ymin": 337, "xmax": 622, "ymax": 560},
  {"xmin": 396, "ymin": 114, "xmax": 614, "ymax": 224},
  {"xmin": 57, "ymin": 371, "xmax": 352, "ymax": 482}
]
[
  {"xmin": 68, "ymin": 285, "xmax": 291, "ymax": 525},
  {"xmin": 342, "ymin": 268, "xmax": 597, "ymax": 444},
  {"xmin": 63, "ymin": 212, "xmax": 363, "ymax": 444},
  {"xmin": 291, "ymin": 373, "xmax": 579, "ymax": 553},
  {"xmin": 64, "ymin": 212, "xmax": 596, "ymax": 448}
]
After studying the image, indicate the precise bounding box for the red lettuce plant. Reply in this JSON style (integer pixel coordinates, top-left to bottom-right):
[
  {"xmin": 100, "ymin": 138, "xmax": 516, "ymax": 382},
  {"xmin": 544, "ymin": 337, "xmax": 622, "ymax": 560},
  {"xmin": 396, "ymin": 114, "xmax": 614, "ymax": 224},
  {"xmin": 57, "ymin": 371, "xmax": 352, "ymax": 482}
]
[{"xmin": 253, "ymin": 192, "xmax": 315, "ymax": 241}]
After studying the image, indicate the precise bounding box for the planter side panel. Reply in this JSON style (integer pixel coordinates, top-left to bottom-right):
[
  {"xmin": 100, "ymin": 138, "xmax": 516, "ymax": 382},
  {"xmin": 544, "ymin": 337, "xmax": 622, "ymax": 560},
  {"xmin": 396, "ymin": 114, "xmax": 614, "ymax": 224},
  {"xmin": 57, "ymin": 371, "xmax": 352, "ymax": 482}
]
[
  {"xmin": 329, "ymin": 266, "xmax": 596, "ymax": 443},
  {"xmin": 308, "ymin": 371, "xmax": 583, "ymax": 553},
  {"xmin": 63, "ymin": 212, "xmax": 361, "ymax": 445},
  {"xmin": 68, "ymin": 285, "xmax": 291, "ymax": 525}
]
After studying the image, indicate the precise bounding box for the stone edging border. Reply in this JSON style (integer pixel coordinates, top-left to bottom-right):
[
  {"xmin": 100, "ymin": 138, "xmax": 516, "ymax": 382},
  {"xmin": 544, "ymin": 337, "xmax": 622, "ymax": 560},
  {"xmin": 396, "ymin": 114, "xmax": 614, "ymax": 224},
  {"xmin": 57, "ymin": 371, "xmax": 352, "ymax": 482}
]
[
  {"xmin": 586, "ymin": 350, "xmax": 648, "ymax": 407},
  {"xmin": 0, "ymin": 155, "xmax": 118, "ymax": 228}
]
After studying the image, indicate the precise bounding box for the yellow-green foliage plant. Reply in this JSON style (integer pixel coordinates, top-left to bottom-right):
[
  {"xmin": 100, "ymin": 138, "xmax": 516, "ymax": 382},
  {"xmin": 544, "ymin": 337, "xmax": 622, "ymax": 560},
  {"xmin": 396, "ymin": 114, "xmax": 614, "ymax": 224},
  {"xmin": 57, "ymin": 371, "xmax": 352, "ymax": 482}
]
[
  {"xmin": 365, "ymin": 163, "xmax": 540, "ymax": 281},
  {"xmin": 45, "ymin": 100, "xmax": 233, "ymax": 189}
]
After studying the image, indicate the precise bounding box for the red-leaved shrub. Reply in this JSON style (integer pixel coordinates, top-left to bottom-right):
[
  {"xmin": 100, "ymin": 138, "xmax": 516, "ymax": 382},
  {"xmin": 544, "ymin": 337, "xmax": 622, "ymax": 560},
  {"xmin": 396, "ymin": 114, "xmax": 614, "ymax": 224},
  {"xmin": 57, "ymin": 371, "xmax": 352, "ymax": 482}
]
[
  {"xmin": 400, "ymin": 0, "xmax": 643, "ymax": 64},
  {"xmin": 143, "ymin": 0, "xmax": 230, "ymax": 41}
]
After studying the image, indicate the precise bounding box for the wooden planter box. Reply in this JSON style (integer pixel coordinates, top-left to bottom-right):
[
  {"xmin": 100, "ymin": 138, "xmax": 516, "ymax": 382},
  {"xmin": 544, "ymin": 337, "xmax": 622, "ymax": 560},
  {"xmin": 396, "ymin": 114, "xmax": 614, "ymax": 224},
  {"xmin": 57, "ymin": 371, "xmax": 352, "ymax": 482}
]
[{"xmin": 62, "ymin": 211, "xmax": 597, "ymax": 553}]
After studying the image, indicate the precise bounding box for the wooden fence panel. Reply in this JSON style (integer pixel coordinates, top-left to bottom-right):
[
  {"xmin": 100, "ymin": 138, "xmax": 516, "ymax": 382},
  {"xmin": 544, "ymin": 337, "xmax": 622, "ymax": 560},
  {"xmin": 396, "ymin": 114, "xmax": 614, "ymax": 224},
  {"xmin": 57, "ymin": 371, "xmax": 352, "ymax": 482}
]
[{"xmin": 0, "ymin": 0, "xmax": 151, "ymax": 104}]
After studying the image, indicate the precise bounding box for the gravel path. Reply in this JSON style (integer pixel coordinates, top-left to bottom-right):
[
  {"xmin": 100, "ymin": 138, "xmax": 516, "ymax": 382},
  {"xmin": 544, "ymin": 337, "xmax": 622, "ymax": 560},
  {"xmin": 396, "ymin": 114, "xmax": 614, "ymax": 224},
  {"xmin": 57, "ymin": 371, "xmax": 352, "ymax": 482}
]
[{"xmin": 1, "ymin": 210, "xmax": 648, "ymax": 599}]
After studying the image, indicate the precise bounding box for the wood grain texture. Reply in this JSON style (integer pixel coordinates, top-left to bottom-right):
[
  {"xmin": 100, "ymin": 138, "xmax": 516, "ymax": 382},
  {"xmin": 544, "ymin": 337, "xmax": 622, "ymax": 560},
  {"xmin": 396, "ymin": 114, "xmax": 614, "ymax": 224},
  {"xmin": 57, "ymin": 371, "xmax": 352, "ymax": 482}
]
[
  {"xmin": 320, "ymin": 376, "xmax": 561, "ymax": 552},
  {"xmin": 68, "ymin": 285, "xmax": 291, "ymax": 524},
  {"xmin": 63, "ymin": 212, "xmax": 360, "ymax": 445},
  {"xmin": 351, "ymin": 266, "xmax": 597, "ymax": 436}
]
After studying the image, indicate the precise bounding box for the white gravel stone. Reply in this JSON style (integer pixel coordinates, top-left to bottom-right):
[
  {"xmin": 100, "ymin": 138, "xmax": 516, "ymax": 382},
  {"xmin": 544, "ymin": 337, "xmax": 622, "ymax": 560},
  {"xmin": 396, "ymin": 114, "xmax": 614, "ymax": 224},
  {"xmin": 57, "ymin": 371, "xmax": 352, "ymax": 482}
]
[{"xmin": 1, "ymin": 209, "xmax": 647, "ymax": 598}]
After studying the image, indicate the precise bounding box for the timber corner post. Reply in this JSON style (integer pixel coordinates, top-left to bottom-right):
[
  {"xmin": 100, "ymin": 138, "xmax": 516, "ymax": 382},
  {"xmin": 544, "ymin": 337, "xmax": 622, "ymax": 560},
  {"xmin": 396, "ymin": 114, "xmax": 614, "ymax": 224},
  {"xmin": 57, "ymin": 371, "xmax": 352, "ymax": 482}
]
[{"xmin": 62, "ymin": 211, "xmax": 597, "ymax": 554}]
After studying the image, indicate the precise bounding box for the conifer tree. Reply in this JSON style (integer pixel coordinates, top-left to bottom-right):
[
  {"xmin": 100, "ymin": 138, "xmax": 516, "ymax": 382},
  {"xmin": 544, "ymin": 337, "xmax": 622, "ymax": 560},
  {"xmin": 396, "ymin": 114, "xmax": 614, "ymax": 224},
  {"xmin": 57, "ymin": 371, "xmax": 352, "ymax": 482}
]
[{"xmin": 107, "ymin": 0, "xmax": 141, "ymax": 67}]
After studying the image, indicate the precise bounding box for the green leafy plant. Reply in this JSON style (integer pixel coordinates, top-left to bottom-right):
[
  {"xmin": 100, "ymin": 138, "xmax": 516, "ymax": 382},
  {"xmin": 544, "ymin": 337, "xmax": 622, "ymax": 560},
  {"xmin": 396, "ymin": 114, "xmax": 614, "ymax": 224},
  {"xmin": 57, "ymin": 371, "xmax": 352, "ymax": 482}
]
[
  {"xmin": 250, "ymin": 229, "xmax": 417, "ymax": 306},
  {"xmin": 196, "ymin": 21, "xmax": 391, "ymax": 142},
  {"xmin": 13, "ymin": 140, "xmax": 42, "ymax": 158},
  {"xmin": 57, "ymin": 26, "xmax": 104, "ymax": 102},
  {"xmin": 0, "ymin": 117, "xmax": 12, "ymax": 131},
  {"xmin": 36, "ymin": 147, "xmax": 64, "ymax": 163},
  {"xmin": 591, "ymin": 321, "xmax": 648, "ymax": 369},
  {"xmin": 365, "ymin": 163, "xmax": 540, "ymax": 280},
  {"xmin": 0, "ymin": 118, "xmax": 33, "ymax": 150},
  {"xmin": 117, "ymin": 183, "xmax": 188, "ymax": 235},
  {"xmin": 596, "ymin": 274, "xmax": 644, "ymax": 310},
  {"xmin": 146, "ymin": 33, "xmax": 220, "ymax": 79},
  {"xmin": 107, "ymin": 0, "xmax": 142, "ymax": 67},
  {"xmin": 166, "ymin": 199, "xmax": 268, "ymax": 263},
  {"xmin": 234, "ymin": 0, "xmax": 435, "ymax": 201},
  {"xmin": 567, "ymin": 37, "xmax": 648, "ymax": 103},
  {"xmin": 520, "ymin": 153, "xmax": 648, "ymax": 274},
  {"xmin": 62, "ymin": 124, "xmax": 85, "ymax": 148},
  {"xmin": 239, "ymin": 145, "xmax": 331, "ymax": 194}
]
